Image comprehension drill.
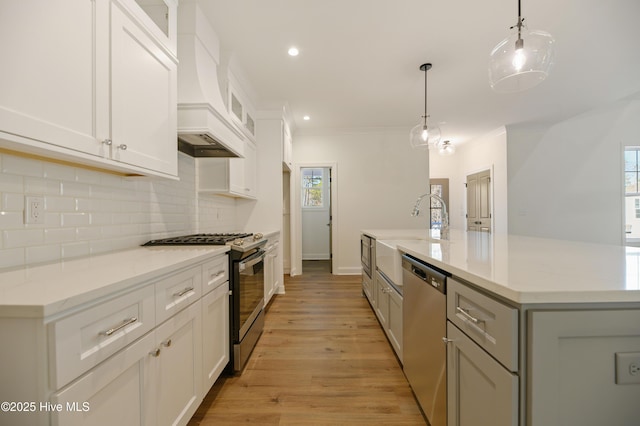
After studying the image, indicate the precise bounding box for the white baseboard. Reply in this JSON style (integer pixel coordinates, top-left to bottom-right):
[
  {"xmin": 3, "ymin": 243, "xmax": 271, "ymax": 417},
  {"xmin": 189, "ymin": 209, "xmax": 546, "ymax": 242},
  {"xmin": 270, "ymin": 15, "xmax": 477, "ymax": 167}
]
[
  {"xmin": 335, "ymin": 266, "xmax": 362, "ymax": 275},
  {"xmin": 302, "ymin": 254, "xmax": 331, "ymax": 260}
]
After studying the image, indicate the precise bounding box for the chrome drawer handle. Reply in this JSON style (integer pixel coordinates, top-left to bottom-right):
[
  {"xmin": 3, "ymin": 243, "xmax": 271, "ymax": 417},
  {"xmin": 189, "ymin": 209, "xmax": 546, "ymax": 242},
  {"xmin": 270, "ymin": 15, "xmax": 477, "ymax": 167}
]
[
  {"xmin": 162, "ymin": 339, "xmax": 172, "ymax": 348},
  {"xmin": 209, "ymin": 271, "xmax": 225, "ymax": 281},
  {"xmin": 442, "ymin": 337, "xmax": 454, "ymax": 345},
  {"xmin": 173, "ymin": 287, "xmax": 194, "ymax": 297},
  {"xmin": 149, "ymin": 348, "xmax": 161, "ymax": 357},
  {"xmin": 99, "ymin": 317, "xmax": 138, "ymax": 336},
  {"xmin": 456, "ymin": 306, "xmax": 484, "ymax": 324}
]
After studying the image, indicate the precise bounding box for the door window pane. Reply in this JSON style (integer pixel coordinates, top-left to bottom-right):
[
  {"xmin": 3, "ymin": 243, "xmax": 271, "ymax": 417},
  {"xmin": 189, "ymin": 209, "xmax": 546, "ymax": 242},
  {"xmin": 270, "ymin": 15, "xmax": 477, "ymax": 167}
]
[{"xmin": 302, "ymin": 168, "xmax": 324, "ymax": 208}]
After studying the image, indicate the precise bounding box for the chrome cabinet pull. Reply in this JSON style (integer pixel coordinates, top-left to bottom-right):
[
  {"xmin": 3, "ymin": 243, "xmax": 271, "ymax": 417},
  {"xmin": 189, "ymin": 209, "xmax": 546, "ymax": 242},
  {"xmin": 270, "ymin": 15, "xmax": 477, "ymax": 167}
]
[
  {"xmin": 442, "ymin": 337, "xmax": 454, "ymax": 345},
  {"xmin": 149, "ymin": 348, "xmax": 161, "ymax": 357},
  {"xmin": 456, "ymin": 306, "xmax": 483, "ymax": 324},
  {"xmin": 117, "ymin": 144, "xmax": 127, "ymax": 150},
  {"xmin": 99, "ymin": 317, "xmax": 138, "ymax": 336},
  {"xmin": 102, "ymin": 139, "xmax": 112, "ymax": 146},
  {"xmin": 162, "ymin": 339, "xmax": 172, "ymax": 348},
  {"xmin": 173, "ymin": 287, "xmax": 194, "ymax": 297}
]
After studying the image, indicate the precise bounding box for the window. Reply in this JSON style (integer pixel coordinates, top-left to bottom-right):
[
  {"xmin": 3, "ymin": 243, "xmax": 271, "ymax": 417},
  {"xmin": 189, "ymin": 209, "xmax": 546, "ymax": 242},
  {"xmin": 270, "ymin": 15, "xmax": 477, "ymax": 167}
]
[
  {"xmin": 429, "ymin": 179, "xmax": 449, "ymax": 230},
  {"xmin": 625, "ymin": 148, "xmax": 640, "ymax": 195},
  {"xmin": 636, "ymin": 199, "xmax": 640, "ymax": 219},
  {"xmin": 302, "ymin": 168, "xmax": 324, "ymax": 208}
]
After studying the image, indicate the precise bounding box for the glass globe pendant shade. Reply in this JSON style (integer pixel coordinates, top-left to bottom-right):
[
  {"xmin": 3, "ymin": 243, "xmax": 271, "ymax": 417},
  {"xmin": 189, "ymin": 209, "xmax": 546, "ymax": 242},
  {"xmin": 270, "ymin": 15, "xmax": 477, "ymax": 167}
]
[
  {"xmin": 410, "ymin": 119, "xmax": 441, "ymax": 150},
  {"xmin": 489, "ymin": 21, "xmax": 555, "ymax": 93},
  {"xmin": 438, "ymin": 140, "xmax": 455, "ymax": 156}
]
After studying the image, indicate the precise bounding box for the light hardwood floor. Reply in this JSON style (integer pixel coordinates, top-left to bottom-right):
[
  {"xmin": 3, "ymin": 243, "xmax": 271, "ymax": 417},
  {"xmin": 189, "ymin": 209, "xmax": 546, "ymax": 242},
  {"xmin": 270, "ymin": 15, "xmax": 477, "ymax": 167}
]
[{"xmin": 188, "ymin": 265, "xmax": 426, "ymax": 425}]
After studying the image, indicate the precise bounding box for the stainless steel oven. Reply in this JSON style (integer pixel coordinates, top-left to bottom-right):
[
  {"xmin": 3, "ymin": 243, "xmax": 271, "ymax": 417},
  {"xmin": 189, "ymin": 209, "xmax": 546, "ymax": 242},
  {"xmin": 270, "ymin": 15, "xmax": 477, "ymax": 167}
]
[
  {"xmin": 142, "ymin": 232, "xmax": 267, "ymax": 373},
  {"xmin": 230, "ymin": 247, "xmax": 265, "ymax": 372}
]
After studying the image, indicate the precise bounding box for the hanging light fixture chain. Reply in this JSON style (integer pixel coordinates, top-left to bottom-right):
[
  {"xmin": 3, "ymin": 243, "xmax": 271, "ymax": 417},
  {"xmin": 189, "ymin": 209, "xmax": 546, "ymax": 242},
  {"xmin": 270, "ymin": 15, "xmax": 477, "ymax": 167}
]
[{"xmin": 424, "ymin": 64, "xmax": 428, "ymax": 126}]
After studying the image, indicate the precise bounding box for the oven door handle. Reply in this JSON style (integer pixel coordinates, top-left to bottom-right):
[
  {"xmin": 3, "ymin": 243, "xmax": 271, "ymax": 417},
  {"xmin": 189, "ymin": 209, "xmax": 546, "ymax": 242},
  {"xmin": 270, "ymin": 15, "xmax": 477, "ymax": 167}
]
[{"xmin": 239, "ymin": 250, "xmax": 265, "ymax": 271}]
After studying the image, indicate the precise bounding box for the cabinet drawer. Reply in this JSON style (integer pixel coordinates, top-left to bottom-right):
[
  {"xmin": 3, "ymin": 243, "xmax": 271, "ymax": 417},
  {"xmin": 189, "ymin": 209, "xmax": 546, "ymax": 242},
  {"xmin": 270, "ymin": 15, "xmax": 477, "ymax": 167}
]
[
  {"xmin": 447, "ymin": 278, "xmax": 518, "ymax": 371},
  {"xmin": 202, "ymin": 255, "xmax": 228, "ymax": 295},
  {"xmin": 155, "ymin": 266, "xmax": 202, "ymax": 325},
  {"xmin": 50, "ymin": 285, "xmax": 155, "ymax": 390}
]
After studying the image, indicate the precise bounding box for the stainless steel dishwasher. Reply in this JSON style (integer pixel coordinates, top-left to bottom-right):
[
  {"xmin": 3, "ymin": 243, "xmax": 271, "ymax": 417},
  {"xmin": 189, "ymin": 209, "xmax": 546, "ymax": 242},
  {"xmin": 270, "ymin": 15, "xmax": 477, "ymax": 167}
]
[{"xmin": 402, "ymin": 254, "xmax": 450, "ymax": 426}]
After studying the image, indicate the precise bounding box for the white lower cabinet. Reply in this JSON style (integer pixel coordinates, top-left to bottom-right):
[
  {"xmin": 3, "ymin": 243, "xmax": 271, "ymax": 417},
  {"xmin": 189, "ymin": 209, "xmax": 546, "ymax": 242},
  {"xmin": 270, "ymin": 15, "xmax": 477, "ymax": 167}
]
[
  {"xmin": 373, "ymin": 270, "xmax": 403, "ymax": 362},
  {"xmin": 0, "ymin": 253, "xmax": 229, "ymax": 426},
  {"xmin": 264, "ymin": 236, "xmax": 280, "ymax": 306},
  {"xmin": 447, "ymin": 323, "xmax": 518, "ymax": 426},
  {"xmin": 202, "ymin": 282, "xmax": 230, "ymax": 391},
  {"xmin": 51, "ymin": 332, "xmax": 154, "ymax": 426},
  {"xmin": 153, "ymin": 301, "xmax": 202, "ymax": 426}
]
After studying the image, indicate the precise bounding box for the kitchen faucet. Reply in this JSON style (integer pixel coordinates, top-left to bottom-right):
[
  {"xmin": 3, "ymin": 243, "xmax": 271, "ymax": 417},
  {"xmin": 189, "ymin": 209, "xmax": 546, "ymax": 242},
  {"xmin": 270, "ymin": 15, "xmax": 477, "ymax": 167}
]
[{"xmin": 411, "ymin": 193, "xmax": 450, "ymax": 240}]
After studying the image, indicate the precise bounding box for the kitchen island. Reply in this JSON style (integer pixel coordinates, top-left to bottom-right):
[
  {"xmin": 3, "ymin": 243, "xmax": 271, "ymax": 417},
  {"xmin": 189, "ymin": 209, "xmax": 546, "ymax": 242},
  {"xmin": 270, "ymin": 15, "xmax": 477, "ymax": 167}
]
[{"xmin": 363, "ymin": 229, "xmax": 640, "ymax": 426}]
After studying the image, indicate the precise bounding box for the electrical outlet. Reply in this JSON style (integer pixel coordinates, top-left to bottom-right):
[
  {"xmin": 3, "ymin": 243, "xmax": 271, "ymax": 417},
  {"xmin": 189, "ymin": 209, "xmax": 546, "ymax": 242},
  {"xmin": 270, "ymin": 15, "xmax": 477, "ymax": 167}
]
[
  {"xmin": 615, "ymin": 352, "xmax": 640, "ymax": 385},
  {"xmin": 24, "ymin": 196, "xmax": 44, "ymax": 225}
]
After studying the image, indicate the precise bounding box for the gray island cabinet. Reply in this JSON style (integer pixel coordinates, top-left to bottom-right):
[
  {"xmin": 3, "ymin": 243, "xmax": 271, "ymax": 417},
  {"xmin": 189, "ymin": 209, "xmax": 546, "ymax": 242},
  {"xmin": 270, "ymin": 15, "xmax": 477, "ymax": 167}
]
[{"xmin": 395, "ymin": 231, "xmax": 640, "ymax": 426}]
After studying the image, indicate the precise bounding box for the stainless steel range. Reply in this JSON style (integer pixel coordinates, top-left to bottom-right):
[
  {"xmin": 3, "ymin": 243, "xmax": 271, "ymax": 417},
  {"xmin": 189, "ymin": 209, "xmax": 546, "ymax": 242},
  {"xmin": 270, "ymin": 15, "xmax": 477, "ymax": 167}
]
[{"xmin": 143, "ymin": 232, "xmax": 267, "ymax": 373}]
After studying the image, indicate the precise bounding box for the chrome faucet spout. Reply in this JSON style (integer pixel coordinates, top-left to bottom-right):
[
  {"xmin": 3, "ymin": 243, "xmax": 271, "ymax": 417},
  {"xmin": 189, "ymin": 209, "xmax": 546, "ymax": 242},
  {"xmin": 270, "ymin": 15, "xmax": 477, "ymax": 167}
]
[{"xmin": 411, "ymin": 192, "xmax": 450, "ymax": 240}]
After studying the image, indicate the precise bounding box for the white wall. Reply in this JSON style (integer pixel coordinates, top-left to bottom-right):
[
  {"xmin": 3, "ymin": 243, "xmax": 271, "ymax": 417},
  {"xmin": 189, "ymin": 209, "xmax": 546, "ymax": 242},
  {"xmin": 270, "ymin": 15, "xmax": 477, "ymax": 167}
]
[
  {"xmin": 0, "ymin": 151, "xmax": 237, "ymax": 269},
  {"xmin": 429, "ymin": 127, "xmax": 508, "ymax": 234},
  {"xmin": 293, "ymin": 128, "xmax": 429, "ymax": 274},
  {"xmin": 507, "ymin": 96, "xmax": 640, "ymax": 244},
  {"xmin": 301, "ymin": 167, "xmax": 331, "ymax": 260}
]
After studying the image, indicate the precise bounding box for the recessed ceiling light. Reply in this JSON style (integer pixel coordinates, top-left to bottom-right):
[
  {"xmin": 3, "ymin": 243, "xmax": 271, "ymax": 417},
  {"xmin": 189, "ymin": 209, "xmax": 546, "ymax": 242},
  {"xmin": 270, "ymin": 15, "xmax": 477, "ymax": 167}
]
[
  {"xmin": 288, "ymin": 47, "xmax": 299, "ymax": 57},
  {"xmin": 303, "ymin": 115, "xmax": 310, "ymax": 121}
]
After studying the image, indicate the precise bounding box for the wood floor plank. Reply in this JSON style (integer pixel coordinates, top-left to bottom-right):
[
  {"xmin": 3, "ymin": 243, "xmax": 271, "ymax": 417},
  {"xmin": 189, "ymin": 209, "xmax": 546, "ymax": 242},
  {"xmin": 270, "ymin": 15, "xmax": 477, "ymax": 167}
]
[{"xmin": 188, "ymin": 267, "xmax": 426, "ymax": 425}]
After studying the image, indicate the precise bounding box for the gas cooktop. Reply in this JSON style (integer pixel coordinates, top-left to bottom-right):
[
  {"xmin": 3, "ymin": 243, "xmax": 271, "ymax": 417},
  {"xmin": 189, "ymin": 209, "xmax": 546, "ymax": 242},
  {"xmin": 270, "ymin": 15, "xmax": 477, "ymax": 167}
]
[
  {"xmin": 142, "ymin": 233, "xmax": 266, "ymax": 253},
  {"xmin": 143, "ymin": 233, "xmax": 254, "ymax": 246}
]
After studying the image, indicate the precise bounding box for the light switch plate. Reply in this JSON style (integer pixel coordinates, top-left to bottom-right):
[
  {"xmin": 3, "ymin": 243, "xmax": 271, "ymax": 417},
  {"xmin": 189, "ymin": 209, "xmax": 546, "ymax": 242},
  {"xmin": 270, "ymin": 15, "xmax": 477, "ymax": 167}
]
[{"xmin": 615, "ymin": 352, "xmax": 640, "ymax": 385}]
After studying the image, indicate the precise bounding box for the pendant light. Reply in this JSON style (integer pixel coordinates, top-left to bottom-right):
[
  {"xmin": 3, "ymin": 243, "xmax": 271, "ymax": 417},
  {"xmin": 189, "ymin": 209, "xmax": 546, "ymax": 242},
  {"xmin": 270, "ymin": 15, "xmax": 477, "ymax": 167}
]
[
  {"xmin": 489, "ymin": 0, "xmax": 555, "ymax": 93},
  {"xmin": 438, "ymin": 140, "xmax": 455, "ymax": 156},
  {"xmin": 410, "ymin": 63, "xmax": 441, "ymax": 149}
]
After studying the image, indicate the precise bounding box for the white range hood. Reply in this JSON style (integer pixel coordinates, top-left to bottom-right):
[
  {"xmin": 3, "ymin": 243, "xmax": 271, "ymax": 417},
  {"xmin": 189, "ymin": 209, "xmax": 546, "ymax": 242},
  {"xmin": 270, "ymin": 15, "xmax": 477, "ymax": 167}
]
[{"xmin": 176, "ymin": 3, "xmax": 244, "ymax": 158}]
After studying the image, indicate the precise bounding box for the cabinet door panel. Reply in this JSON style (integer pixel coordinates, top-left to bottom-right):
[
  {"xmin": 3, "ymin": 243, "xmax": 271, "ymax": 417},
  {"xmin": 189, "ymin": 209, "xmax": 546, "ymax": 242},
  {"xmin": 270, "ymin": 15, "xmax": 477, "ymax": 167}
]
[
  {"xmin": 154, "ymin": 301, "xmax": 202, "ymax": 426},
  {"xmin": 0, "ymin": 0, "xmax": 105, "ymax": 155},
  {"xmin": 447, "ymin": 323, "xmax": 518, "ymax": 426},
  {"xmin": 51, "ymin": 332, "xmax": 154, "ymax": 426},
  {"xmin": 202, "ymin": 283, "xmax": 230, "ymax": 391},
  {"xmin": 111, "ymin": 2, "xmax": 177, "ymax": 176}
]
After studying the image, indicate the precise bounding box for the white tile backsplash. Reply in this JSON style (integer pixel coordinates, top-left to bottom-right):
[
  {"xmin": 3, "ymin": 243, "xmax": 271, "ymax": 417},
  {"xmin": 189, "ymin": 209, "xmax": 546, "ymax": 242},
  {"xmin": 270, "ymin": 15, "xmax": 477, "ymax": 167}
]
[{"xmin": 0, "ymin": 152, "xmax": 237, "ymax": 269}]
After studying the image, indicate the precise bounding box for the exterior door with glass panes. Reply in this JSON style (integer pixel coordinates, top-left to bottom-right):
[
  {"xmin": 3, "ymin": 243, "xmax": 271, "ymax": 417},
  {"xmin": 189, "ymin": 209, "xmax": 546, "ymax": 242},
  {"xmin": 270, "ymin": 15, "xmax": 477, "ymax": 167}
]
[
  {"xmin": 430, "ymin": 179, "xmax": 449, "ymax": 231},
  {"xmin": 624, "ymin": 148, "xmax": 640, "ymax": 246}
]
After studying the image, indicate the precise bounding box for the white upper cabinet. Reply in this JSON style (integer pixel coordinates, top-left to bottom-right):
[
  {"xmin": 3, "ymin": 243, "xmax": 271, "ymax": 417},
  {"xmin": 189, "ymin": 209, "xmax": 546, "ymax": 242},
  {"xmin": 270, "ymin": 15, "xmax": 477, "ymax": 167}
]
[
  {"xmin": 0, "ymin": 0, "xmax": 178, "ymax": 178},
  {"xmin": 282, "ymin": 121, "xmax": 293, "ymax": 171},
  {"xmin": 198, "ymin": 140, "xmax": 257, "ymax": 199}
]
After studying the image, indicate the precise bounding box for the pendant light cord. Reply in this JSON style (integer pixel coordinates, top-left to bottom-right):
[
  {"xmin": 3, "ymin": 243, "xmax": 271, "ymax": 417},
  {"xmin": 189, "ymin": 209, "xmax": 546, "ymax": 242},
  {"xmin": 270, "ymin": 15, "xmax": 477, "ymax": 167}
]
[{"xmin": 424, "ymin": 67, "xmax": 428, "ymax": 126}]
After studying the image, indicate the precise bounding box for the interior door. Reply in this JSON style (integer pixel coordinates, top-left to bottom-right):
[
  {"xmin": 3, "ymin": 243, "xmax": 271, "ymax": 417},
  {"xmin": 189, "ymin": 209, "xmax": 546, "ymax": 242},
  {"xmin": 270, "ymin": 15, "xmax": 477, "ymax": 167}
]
[{"xmin": 467, "ymin": 170, "xmax": 492, "ymax": 233}]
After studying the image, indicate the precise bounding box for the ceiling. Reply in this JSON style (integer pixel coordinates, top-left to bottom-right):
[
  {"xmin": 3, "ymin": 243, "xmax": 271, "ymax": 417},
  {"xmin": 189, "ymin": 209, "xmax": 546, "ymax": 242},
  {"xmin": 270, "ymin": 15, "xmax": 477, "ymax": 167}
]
[{"xmin": 197, "ymin": 0, "xmax": 640, "ymax": 145}]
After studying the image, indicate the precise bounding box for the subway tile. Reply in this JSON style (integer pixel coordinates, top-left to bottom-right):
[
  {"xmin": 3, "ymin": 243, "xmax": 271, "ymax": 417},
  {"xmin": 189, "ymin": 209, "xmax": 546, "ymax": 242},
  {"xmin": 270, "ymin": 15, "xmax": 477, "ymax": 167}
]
[
  {"xmin": 26, "ymin": 245, "xmax": 61, "ymax": 265},
  {"xmin": 1, "ymin": 155, "xmax": 43, "ymax": 178},
  {"xmin": 43, "ymin": 163, "xmax": 76, "ymax": 181},
  {"xmin": 60, "ymin": 181, "xmax": 91, "ymax": 197},
  {"xmin": 76, "ymin": 226, "xmax": 103, "ymax": 241},
  {"xmin": 61, "ymin": 212, "xmax": 90, "ymax": 227},
  {"xmin": 75, "ymin": 168, "xmax": 103, "ymax": 185},
  {"xmin": 0, "ymin": 174, "xmax": 23, "ymax": 193},
  {"xmin": 44, "ymin": 212, "xmax": 62, "ymax": 228},
  {"xmin": 0, "ymin": 247, "xmax": 25, "ymax": 269},
  {"xmin": 3, "ymin": 229, "xmax": 44, "ymax": 248},
  {"xmin": 45, "ymin": 228, "xmax": 77, "ymax": 244},
  {"xmin": 45, "ymin": 196, "xmax": 76, "ymax": 212},
  {"xmin": 90, "ymin": 212, "xmax": 112, "ymax": 226},
  {"xmin": 25, "ymin": 177, "xmax": 61, "ymax": 195},
  {"xmin": 2, "ymin": 193, "xmax": 25, "ymax": 212},
  {"xmin": 0, "ymin": 211, "xmax": 24, "ymax": 229},
  {"xmin": 89, "ymin": 239, "xmax": 113, "ymax": 255},
  {"xmin": 61, "ymin": 241, "xmax": 90, "ymax": 259}
]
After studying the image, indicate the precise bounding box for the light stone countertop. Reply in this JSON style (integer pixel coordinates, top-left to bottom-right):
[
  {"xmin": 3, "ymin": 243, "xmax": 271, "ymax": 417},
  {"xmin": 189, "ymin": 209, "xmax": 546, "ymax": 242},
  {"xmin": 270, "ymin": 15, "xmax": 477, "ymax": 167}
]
[
  {"xmin": 0, "ymin": 246, "xmax": 229, "ymax": 319},
  {"xmin": 366, "ymin": 229, "xmax": 640, "ymax": 304}
]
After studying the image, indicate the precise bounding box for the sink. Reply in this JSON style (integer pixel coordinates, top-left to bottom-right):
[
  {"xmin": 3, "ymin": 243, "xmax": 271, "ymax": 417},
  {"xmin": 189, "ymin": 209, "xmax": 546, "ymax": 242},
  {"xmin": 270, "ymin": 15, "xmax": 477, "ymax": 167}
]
[{"xmin": 376, "ymin": 240, "xmax": 404, "ymax": 285}]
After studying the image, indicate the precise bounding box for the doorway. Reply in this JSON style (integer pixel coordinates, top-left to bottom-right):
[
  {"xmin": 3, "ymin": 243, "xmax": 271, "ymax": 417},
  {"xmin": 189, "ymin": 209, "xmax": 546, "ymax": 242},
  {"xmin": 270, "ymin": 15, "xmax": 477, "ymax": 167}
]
[
  {"xmin": 301, "ymin": 167, "xmax": 332, "ymax": 273},
  {"xmin": 466, "ymin": 169, "xmax": 492, "ymax": 233},
  {"xmin": 429, "ymin": 179, "xmax": 449, "ymax": 231}
]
